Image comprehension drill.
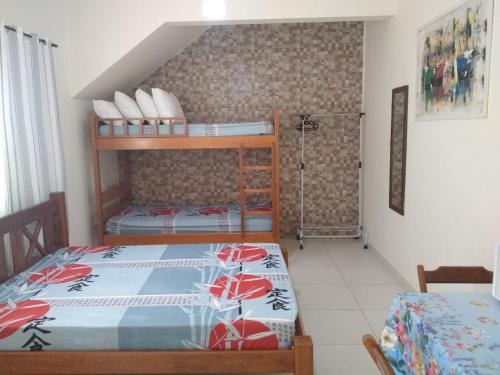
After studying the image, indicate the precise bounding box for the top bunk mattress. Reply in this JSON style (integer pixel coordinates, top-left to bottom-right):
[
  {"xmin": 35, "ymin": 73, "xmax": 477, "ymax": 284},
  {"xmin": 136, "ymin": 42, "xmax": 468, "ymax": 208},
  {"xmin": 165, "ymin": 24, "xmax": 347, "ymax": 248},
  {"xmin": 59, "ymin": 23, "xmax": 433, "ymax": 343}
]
[
  {"xmin": 0, "ymin": 243, "xmax": 297, "ymax": 351},
  {"xmin": 98, "ymin": 121, "xmax": 273, "ymax": 137}
]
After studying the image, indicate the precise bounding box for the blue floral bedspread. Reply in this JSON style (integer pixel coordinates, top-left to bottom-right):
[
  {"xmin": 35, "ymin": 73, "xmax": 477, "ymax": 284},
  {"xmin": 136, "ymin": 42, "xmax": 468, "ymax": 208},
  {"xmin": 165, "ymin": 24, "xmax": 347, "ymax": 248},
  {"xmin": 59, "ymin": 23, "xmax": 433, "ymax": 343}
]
[
  {"xmin": 0, "ymin": 243, "xmax": 296, "ymax": 351},
  {"xmin": 380, "ymin": 293, "xmax": 500, "ymax": 375}
]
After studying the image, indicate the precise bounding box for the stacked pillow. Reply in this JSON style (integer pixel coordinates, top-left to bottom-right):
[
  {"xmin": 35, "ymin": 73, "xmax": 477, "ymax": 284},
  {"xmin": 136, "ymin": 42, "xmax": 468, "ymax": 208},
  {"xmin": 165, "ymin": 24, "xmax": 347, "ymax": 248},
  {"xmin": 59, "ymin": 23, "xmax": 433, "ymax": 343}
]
[
  {"xmin": 152, "ymin": 88, "xmax": 184, "ymax": 118},
  {"xmin": 136, "ymin": 89, "xmax": 160, "ymax": 124},
  {"xmin": 114, "ymin": 91, "xmax": 142, "ymax": 125},
  {"xmin": 92, "ymin": 100, "xmax": 124, "ymax": 125},
  {"xmin": 92, "ymin": 89, "xmax": 184, "ymax": 125}
]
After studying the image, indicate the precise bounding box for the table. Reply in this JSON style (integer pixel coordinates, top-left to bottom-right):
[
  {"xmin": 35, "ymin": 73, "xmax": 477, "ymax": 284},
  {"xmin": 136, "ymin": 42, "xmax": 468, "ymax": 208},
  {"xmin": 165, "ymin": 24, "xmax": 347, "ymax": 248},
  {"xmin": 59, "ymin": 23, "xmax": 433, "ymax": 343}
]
[{"xmin": 380, "ymin": 293, "xmax": 500, "ymax": 374}]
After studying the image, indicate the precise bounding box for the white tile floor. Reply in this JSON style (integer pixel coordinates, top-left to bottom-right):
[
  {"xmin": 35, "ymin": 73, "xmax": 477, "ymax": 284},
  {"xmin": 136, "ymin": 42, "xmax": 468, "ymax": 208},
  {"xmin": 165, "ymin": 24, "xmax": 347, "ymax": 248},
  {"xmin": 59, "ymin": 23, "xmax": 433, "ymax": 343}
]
[{"xmin": 281, "ymin": 238, "xmax": 410, "ymax": 375}]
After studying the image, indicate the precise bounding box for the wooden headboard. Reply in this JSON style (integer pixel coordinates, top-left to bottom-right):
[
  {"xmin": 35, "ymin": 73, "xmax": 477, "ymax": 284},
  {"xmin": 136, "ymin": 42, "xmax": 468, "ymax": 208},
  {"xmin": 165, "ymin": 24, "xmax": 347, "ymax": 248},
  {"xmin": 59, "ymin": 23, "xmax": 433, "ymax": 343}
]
[{"xmin": 0, "ymin": 192, "xmax": 68, "ymax": 283}]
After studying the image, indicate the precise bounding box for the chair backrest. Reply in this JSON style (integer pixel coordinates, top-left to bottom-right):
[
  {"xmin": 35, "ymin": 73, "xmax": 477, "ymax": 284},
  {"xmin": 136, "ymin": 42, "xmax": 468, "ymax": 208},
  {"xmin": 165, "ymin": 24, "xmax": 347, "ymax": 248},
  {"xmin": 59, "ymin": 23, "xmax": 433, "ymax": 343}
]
[
  {"xmin": 417, "ymin": 264, "xmax": 493, "ymax": 293},
  {"xmin": 362, "ymin": 334, "xmax": 395, "ymax": 375}
]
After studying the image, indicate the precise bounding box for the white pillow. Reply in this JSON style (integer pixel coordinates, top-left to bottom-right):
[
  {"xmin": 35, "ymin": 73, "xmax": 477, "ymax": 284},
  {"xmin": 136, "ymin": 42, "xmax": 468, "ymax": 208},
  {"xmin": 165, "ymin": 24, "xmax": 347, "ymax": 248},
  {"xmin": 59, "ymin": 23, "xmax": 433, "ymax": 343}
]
[
  {"xmin": 135, "ymin": 89, "xmax": 159, "ymax": 125},
  {"xmin": 114, "ymin": 91, "xmax": 143, "ymax": 125},
  {"xmin": 93, "ymin": 100, "xmax": 124, "ymax": 125},
  {"xmin": 168, "ymin": 92, "xmax": 184, "ymax": 118},
  {"xmin": 152, "ymin": 88, "xmax": 184, "ymax": 119}
]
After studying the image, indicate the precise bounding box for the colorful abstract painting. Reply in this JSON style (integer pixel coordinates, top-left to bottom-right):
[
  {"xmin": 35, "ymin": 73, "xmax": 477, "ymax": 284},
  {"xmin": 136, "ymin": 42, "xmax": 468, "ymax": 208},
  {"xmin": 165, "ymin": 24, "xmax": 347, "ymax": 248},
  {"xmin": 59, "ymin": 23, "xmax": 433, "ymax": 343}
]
[{"xmin": 417, "ymin": 0, "xmax": 493, "ymax": 120}]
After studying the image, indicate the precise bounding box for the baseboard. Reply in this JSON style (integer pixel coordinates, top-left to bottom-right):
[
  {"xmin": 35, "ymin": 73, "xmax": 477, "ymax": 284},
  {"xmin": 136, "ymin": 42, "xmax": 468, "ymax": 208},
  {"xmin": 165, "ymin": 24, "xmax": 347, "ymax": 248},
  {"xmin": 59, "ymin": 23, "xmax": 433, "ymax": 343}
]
[{"xmin": 368, "ymin": 242, "xmax": 416, "ymax": 291}]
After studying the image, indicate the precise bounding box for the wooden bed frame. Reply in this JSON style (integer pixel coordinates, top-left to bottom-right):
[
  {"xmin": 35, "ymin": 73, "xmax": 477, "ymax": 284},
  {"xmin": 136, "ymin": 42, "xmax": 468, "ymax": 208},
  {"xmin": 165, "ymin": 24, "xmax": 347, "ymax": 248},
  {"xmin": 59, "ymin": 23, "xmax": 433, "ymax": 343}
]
[
  {"xmin": 0, "ymin": 192, "xmax": 313, "ymax": 375},
  {"xmin": 91, "ymin": 110, "xmax": 281, "ymax": 246}
]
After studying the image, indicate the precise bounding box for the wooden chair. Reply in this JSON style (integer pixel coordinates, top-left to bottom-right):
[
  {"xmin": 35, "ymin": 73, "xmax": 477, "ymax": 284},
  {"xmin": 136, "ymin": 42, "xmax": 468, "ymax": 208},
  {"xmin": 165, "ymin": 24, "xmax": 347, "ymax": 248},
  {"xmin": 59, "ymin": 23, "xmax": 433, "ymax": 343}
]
[
  {"xmin": 362, "ymin": 334, "xmax": 395, "ymax": 375},
  {"xmin": 417, "ymin": 264, "xmax": 493, "ymax": 292}
]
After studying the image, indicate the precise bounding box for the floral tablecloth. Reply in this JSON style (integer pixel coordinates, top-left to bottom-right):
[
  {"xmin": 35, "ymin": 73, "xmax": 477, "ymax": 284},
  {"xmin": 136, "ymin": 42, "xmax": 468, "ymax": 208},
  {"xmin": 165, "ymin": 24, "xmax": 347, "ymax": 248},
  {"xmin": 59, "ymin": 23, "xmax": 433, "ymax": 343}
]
[{"xmin": 380, "ymin": 293, "xmax": 500, "ymax": 374}]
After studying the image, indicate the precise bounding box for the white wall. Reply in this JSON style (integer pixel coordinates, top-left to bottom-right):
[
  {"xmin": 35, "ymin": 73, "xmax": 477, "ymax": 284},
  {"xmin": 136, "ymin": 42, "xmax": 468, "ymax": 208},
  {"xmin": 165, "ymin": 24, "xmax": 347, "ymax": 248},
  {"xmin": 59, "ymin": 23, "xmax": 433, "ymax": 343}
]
[
  {"xmin": 363, "ymin": 0, "xmax": 500, "ymax": 288},
  {"xmin": 62, "ymin": 0, "xmax": 397, "ymax": 98},
  {"xmin": 76, "ymin": 24, "xmax": 208, "ymax": 100}
]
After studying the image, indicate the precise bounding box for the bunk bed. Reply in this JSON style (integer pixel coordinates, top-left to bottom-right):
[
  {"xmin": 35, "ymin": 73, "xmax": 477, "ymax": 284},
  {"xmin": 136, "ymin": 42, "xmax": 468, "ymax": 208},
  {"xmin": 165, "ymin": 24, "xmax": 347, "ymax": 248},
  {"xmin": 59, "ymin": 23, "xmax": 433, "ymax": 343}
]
[
  {"xmin": 0, "ymin": 192, "xmax": 313, "ymax": 375},
  {"xmin": 91, "ymin": 109, "xmax": 281, "ymax": 246}
]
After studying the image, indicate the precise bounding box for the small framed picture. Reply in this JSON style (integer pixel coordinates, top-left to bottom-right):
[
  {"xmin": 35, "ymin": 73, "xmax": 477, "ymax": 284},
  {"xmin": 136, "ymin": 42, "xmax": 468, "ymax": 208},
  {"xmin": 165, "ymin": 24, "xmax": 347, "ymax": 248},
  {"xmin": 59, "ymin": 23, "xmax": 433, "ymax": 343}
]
[{"xmin": 493, "ymin": 244, "xmax": 500, "ymax": 301}]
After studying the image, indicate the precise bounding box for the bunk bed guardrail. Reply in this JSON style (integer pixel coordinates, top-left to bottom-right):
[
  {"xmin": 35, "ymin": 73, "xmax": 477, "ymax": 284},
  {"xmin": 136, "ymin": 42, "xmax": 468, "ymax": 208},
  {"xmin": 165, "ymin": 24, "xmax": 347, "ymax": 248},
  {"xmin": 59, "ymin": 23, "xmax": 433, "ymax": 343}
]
[{"xmin": 93, "ymin": 113, "xmax": 188, "ymax": 138}]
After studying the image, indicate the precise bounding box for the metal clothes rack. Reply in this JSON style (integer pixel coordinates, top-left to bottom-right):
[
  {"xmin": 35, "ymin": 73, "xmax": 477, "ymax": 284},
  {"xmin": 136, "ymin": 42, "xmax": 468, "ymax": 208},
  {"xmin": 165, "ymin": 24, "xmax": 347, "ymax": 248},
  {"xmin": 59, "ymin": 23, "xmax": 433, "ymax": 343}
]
[{"xmin": 296, "ymin": 111, "xmax": 367, "ymax": 250}]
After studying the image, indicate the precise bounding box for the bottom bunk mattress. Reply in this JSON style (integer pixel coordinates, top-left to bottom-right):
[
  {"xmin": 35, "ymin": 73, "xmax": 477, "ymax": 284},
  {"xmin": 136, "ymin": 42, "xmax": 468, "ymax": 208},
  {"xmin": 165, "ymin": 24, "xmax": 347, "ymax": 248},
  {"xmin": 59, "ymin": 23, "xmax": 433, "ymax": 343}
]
[
  {"xmin": 105, "ymin": 203, "xmax": 272, "ymax": 234},
  {"xmin": 0, "ymin": 243, "xmax": 297, "ymax": 351}
]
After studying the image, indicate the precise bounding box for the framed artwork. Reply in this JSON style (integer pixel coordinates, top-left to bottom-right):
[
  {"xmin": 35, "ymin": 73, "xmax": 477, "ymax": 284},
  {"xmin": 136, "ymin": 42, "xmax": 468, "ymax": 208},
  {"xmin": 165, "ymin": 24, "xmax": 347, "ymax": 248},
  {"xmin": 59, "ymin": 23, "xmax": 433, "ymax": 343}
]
[{"xmin": 416, "ymin": 0, "xmax": 494, "ymax": 120}]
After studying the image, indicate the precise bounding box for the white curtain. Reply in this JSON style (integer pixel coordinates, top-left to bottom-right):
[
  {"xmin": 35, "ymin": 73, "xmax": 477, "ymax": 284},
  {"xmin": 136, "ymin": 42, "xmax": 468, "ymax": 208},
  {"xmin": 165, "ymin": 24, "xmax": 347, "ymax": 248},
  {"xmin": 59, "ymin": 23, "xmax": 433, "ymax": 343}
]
[{"xmin": 0, "ymin": 21, "xmax": 65, "ymax": 217}]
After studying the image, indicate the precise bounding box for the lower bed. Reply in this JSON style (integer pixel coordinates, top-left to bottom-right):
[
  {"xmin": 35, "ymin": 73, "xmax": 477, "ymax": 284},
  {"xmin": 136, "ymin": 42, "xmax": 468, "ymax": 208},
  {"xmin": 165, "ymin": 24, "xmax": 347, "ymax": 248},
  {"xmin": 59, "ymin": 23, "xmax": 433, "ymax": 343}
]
[
  {"xmin": 105, "ymin": 203, "xmax": 272, "ymax": 234},
  {"xmin": 0, "ymin": 243, "xmax": 296, "ymax": 351},
  {"xmin": 98, "ymin": 121, "xmax": 273, "ymax": 137}
]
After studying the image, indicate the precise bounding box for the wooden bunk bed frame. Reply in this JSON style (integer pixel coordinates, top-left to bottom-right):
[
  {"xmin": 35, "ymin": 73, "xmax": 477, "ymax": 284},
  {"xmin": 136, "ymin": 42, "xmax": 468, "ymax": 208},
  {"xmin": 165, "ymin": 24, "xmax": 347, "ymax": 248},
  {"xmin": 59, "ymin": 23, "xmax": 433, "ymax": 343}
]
[
  {"xmin": 0, "ymin": 192, "xmax": 313, "ymax": 375},
  {"xmin": 91, "ymin": 110, "xmax": 281, "ymax": 246}
]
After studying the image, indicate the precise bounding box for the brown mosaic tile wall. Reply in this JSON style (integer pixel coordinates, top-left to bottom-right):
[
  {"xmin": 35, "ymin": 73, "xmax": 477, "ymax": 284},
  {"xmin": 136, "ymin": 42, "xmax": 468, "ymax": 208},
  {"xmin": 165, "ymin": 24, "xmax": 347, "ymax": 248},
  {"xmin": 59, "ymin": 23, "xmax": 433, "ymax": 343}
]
[{"xmin": 125, "ymin": 22, "xmax": 364, "ymax": 235}]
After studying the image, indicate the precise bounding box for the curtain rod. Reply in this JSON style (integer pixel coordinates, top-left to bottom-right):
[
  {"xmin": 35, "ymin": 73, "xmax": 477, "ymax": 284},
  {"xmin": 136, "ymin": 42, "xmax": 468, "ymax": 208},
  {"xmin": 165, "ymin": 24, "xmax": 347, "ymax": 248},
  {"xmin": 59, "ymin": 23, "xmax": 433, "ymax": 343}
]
[{"xmin": 4, "ymin": 25, "xmax": 58, "ymax": 48}]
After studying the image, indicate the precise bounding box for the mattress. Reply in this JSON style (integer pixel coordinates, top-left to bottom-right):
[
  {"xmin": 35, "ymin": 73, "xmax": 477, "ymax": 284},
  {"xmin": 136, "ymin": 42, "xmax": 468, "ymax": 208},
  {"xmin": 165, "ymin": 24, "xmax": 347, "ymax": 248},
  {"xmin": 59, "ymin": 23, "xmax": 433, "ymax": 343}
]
[
  {"xmin": 105, "ymin": 203, "xmax": 272, "ymax": 235},
  {"xmin": 0, "ymin": 243, "xmax": 297, "ymax": 351},
  {"xmin": 98, "ymin": 121, "xmax": 273, "ymax": 137}
]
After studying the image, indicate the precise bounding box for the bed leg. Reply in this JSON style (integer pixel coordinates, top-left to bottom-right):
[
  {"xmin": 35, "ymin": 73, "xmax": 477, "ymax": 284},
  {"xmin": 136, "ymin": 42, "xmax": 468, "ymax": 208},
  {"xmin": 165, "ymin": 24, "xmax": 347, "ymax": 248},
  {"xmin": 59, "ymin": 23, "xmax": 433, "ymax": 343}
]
[
  {"xmin": 294, "ymin": 335, "xmax": 313, "ymax": 375},
  {"xmin": 282, "ymin": 247, "xmax": 289, "ymax": 266}
]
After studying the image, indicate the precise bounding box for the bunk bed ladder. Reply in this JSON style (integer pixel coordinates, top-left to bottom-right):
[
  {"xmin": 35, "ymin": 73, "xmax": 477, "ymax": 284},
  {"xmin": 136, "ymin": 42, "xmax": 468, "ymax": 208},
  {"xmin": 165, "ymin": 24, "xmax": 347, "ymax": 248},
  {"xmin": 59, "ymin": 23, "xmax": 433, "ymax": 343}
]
[
  {"xmin": 239, "ymin": 144, "xmax": 246, "ymax": 239},
  {"xmin": 239, "ymin": 142, "xmax": 277, "ymax": 241}
]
